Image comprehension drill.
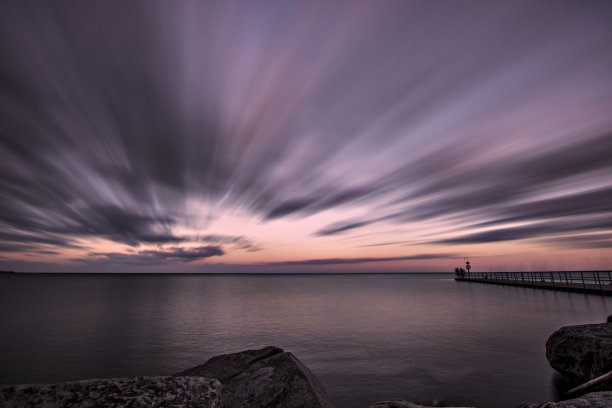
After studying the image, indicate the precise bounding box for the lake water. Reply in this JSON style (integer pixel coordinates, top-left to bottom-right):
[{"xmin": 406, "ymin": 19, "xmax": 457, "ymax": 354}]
[{"xmin": 0, "ymin": 273, "xmax": 610, "ymax": 407}]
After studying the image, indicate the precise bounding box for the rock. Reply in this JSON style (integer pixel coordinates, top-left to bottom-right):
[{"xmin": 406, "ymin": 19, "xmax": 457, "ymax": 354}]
[
  {"xmin": 175, "ymin": 346, "xmax": 334, "ymax": 408},
  {"xmin": 517, "ymin": 391, "xmax": 612, "ymax": 407},
  {"xmin": 0, "ymin": 376, "xmax": 221, "ymax": 408},
  {"xmin": 546, "ymin": 323, "xmax": 612, "ymax": 382},
  {"xmin": 370, "ymin": 399, "xmax": 474, "ymax": 408},
  {"xmin": 607, "ymin": 315, "xmax": 612, "ymax": 323}
]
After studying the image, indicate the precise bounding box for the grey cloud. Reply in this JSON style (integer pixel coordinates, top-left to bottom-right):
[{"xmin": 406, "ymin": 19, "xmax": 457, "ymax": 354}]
[
  {"xmin": 435, "ymin": 216, "xmax": 612, "ymax": 245},
  {"xmin": 265, "ymin": 198, "xmax": 319, "ymax": 220},
  {"xmin": 33, "ymin": 250, "xmax": 61, "ymax": 255},
  {"xmin": 316, "ymin": 221, "xmax": 377, "ymax": 236},
  {"xmin": 255, "ymin": 253, "xmax": 456, "ymax": 267},
  {"xmin": 274, "ymin": 130, "xmax": 612, "ymax": 241},
  {"xmin": 475, "ymin": 186, "xmax": 612, "ymax": 228},
  {"xmin": 316, "ymin": 134, "xmax": 612, "ymax": 237},
  {"xmin": 357, "ymin": 241, "xmax": 412, "ymax": 248},
  {"xmin": 0, "ymin": 242, "xmax": 33, "ymax": 253},
  {"xmin": 55, "ymin": 205, "xmax": 180, "ymax": 247},
  {"xmin": 264, "ymin": 186, "xmax": 380, "ymax": 220},
  {"xmin": 0, "ymin": 231, "xmax": 80, "ymax": 249},
  {"xmin": 0, "ymin": 200, "xmax": 180, "ymax": 247},
  {"xmin": 537, "ymin": 234, "xmax": 612, "ymax": 250},
  {"xmin": 0, "ymin": 1, "xmax": 226, "ymax": 250},
  {"xmin": 197, "ymin": 235, "xmax": 263, "ymax": 252},
  {"xmin": 74, "ymin": 245, "xmax": 224, "ymax": 265},
  {"xmin": 405, "ymin": 132, "xmax": 612, "ymax": 219},
  {"xmin": 436, "ymin": 226, "xmax": 552, "ymax": 244}
]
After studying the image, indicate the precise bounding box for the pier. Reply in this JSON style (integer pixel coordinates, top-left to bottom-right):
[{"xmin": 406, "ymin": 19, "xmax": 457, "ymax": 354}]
[{"xmin": 455, "ymin": 270, "xmax": 612, "ymax": 295}]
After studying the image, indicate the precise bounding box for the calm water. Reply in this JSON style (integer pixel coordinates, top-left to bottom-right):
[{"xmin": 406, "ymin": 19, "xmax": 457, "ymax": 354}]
[{"xmin": 0, "ymin": 273, "xmax": 610, "ymax": 407}]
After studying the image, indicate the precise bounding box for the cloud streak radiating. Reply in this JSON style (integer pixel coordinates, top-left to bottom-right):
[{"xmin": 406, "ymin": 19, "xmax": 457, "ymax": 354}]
[
  {"xmin": 73, "ymin": 246, "xmax": 225, "ymax": 265},
  {"xmin": 1, "ymin": 0, "xmax": 611, "ymax": 272},
  {"xmin": 255, "ymin": 254, "xmax": 457, "ymax": 267}
]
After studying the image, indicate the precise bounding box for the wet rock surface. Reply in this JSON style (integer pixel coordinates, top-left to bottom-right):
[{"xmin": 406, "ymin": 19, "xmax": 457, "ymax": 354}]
[
  {"xmin": 175, "ymin": 346, "xmax": 334, "ymax": 408},
  {"xmin": 0, "ymin": 376, "xmax": 221, "ymax": 408},
  {"xmin": 546, "ymin": 322, "xmax": 612, "ymax": 382},
  {"xmin": 518, "ymin": 391, "xmax": 612, "ymax": 408}
]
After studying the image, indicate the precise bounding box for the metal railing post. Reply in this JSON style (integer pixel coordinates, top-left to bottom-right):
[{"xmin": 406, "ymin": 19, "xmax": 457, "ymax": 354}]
[
  {"xmin": 551, "ymin": 272, "xmax": 555, "ymax": 289},
  {"xmin": 598, "ymin": 271, "xmax": 602, "ymax": 290}
]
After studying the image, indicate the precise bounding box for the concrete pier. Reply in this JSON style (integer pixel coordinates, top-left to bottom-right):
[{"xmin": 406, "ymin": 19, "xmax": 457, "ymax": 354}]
[{"xmin": 455, "ymin": 271, "xmax": 612, "ymax": 295}]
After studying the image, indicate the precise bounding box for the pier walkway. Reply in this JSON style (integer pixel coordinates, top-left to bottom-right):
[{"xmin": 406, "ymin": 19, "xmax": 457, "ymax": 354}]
[{"xmin": 455, "ymin": 270, "xmax": 612, "ymax": 295}]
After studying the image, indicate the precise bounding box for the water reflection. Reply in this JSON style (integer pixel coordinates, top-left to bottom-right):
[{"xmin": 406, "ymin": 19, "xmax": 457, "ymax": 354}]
[{"xmin": 0, "ymin": 274, "xmax": 610, "ymax": 408}]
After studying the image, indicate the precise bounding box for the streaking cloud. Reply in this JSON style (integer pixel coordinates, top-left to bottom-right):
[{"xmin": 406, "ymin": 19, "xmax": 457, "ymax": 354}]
[
  {"xmin": 1, "ymin": 0, "xmax": 611, "ymax": 272},
  {"xmin": 73, "ymin": 246, "xmax": 225, "ymax": 265}
]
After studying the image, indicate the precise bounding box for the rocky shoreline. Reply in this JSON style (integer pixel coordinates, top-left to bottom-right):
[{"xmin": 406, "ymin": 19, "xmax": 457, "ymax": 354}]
[
  {"xmin": 0, "ymin": 377, "xmax": 222, "ymax": 408},
  {"xmin": 546, "ymin": 322, "xmax": 612, "ymax": 386},
  {"xmin": 1, "ymin": 319, "xmax": 611, "ymax": 408},
  {"xmin": 174, "ymin": 346, "xmax": 333, "ymax": 408}
]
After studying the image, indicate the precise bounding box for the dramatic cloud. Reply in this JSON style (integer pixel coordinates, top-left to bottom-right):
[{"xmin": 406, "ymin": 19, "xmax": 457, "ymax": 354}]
[
  {"xmin": 435, "ymin": 216, "xmax": 612, "ymax": 245},
  {"xmin": 316, "ymin": 221, "xmax": 378, "ymax": 237},
  {"xmin": 255, "ymin": 254, "xmax": 456, "ymax": 267},
  {"xmin": 196, "ymin": 235, "xmax": 262, "ymax": 252},
  {"xmin": 1, "ymin": 0, "xmax": 611, "ymax": 271},
  {"xmin": 0, "ymin": 231, "xmax": 80, "ymax": 249},
  {"xmin": 74, "ymin": 246, "xmax": 224, "ymax": 265},
  {"xmin": 537, "ymin": 234, "xmax": 612, "ymax": 250},
  {"xmin": 317, "ymin": 134, "xmax": 612, "ymax": 236}
]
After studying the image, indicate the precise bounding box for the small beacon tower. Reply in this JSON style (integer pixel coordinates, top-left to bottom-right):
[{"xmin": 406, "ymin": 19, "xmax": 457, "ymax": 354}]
[{"xmin": 465, "ymin": 257, "xmax": 471, "ymax": 274}]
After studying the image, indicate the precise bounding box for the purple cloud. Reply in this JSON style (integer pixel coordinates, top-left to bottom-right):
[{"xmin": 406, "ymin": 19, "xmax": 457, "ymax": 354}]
[{"xmin": 73, "ymin": 246, "xmax": 225, "ymax": 265}]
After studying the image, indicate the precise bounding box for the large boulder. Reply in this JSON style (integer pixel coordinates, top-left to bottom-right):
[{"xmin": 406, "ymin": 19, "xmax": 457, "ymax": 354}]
[
  {"xmin": 175, "ymin": 346, "xmax": 334, "ymax": 408},
  {"xmin": 0, "ymin": 376, "xmax": 221, "ymax": 408},
  {"xmin": 518, "ymin": 391, "xmax": 612, "ymax": 408},
  {"xmin": 546, "ymin": 323, "xmax": 612, "ymax": 381}
]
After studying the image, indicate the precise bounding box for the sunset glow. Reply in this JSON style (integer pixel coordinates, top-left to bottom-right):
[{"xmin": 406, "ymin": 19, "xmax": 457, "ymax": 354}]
[{"xmin": 1, "ymin": 1, "xmax": 611, "ymax": 273}]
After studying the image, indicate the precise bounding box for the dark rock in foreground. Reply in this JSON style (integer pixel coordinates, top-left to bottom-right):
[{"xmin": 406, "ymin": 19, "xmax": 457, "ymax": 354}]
[
  {"xmin": 370, "ymin": 399, "xmax": 474, "ymax": 408},
  {"xmin": 0, "ymin": 376, "xmax": 221, "ymax": 408},
  {"xmin": 175, "ymin": 346, "xmax": 334, "ymax": 408},
  {"xmin": 518, "ymin": 391, "xmax": 612, "ymax": 408},
  {"xmin": 546, "ymin": 322, "xmax": 612, "ymax": 382}
]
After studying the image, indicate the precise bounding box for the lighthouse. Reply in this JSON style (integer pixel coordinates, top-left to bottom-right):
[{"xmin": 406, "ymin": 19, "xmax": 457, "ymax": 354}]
[{"xmin": 465, "ymin": 258, "xmax": 471, "ymax": 274}]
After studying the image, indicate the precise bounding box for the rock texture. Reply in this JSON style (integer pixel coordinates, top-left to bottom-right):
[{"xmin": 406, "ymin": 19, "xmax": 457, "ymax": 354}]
[
  {"xmin": 546, "ymin": 323, "xmax": 612, "ymax": 381},
  {"xmin": 518, "ymin": 391, "xmax": 612, "ymax": 408},
  {"xmin": 0, "ymin": 376, "xmax": 221, "ymax": 408},
  {"xmin": 370, "ymin": 399, "xmax": 474, "ymax": 408},
  {"xmin": 175, "ymin": 346, "xmax": 334, "ymax": 408}
]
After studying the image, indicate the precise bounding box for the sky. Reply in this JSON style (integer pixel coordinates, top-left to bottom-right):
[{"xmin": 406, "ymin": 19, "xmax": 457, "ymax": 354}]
[{"xmin": 1, "ymin": 0, "xmax": 611, "ymax": 273}]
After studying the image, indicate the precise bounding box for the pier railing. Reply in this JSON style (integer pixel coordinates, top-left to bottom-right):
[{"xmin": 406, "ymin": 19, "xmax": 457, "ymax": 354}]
[{"xmin": 455, "ymin": 270, "xmax": 612, "ymax": 295}]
